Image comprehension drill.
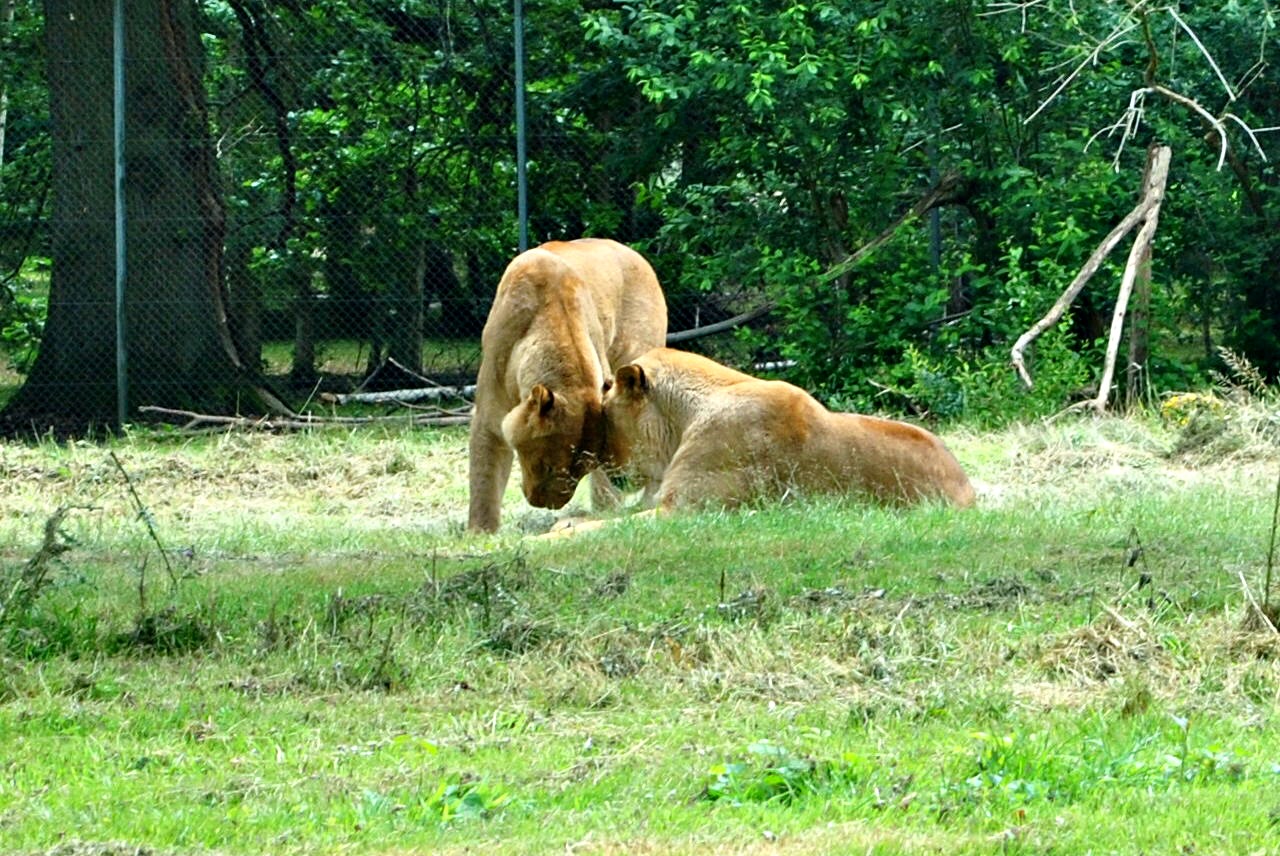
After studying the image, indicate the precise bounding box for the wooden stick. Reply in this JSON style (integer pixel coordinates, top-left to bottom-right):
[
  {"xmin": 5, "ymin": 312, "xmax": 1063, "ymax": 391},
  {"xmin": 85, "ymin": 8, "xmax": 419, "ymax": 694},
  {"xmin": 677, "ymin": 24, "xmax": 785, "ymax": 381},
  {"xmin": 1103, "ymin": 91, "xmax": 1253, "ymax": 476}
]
[
  {"xmin": 665, "ymin": 303, "xmax": 777, "ymax": 344},
  {"xmin": 1010, "ymin": 145, "xmax": 1169, "ymax": 389},
  {"xmin": 820, "ymin": 172, "xmax": 966, "ymax": 285},
  {"xmin": 319, "ymin": 384, "xmax": 476, "ymax": 406},
  {"xmin": 138, "ymin": 405, "xmax": 471, "ymax": 431},
  {"xmin": 1090, "ymin": 145, "xmax": 1171, "ymax": 414}
]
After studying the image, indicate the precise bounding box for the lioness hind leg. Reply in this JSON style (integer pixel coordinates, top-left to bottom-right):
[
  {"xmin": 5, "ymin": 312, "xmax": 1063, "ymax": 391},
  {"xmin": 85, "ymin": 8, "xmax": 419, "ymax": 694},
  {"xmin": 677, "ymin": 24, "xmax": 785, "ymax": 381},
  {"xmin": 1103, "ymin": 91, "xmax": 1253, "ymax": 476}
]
[
  {"xmin": 468, "ymin": 425, "xmax": 513, "ymax": 533},
  {"xmin": 656, "ymin": 458, "xmax": 753, "ymax": 513}
]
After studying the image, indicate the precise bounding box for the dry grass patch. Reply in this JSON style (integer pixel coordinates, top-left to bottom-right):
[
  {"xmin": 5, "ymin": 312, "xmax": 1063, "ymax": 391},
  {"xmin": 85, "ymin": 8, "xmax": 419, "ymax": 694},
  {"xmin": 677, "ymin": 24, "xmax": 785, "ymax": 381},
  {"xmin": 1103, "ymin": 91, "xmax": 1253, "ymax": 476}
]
[{"xmin": 1039, "ymin": 605, "xmax": 1169, "ymax": 682}]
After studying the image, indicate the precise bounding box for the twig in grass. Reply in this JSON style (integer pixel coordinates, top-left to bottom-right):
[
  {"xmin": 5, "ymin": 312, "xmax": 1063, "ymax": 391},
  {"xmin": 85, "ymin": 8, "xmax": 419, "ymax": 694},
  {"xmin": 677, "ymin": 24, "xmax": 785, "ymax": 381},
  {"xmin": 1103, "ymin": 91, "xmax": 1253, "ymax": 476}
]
[
  {"xmin": 1266, "ymin": 465, "xmax": 1280, "ymax": 611},
  {"xmin": 0, "ymin": 505, "xmax": 85, "ymax": 628},
  {"xmin": 366, "ymin": 612, "xmax": 403, "ymax": 691},
  {"xmin": 109, "ymin": 451, "xmax": 177, "ymax": 587},
  {"xmin": 137, "ymin": 555, "xmax": 149, "ymax": 615},
  {"xmin": 1237, "ymin": 570, "xmax": 1279, "ymax": 636}
]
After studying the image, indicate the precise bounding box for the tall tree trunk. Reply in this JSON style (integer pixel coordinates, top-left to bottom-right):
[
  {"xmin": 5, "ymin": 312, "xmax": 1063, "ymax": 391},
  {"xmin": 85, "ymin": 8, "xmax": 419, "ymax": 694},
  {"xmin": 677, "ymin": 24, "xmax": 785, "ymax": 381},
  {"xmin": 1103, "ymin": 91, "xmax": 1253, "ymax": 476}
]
[
  {"xmin": 290, "ymin": 266, "xmax": 316, "ymax": 388},
  {"xmin": 225, "ymin": 239, "xmax": 261, "ymax": 372},
  {"xmin": 386, "ymin": 241, "xmax": 426, "ymax": 376},
  {"xmin": 226, "ymin": 0, "xmax": 309, "ymax": 388},
  {"xmin": 0, "ymin": 0, "xmax": 13, "ymax": 189},
  {"xmin": 1125, "ymin": 239, "xmax": 1152, "ymax": 409},
  {"xmin": 3, "ymin": 0, "xmax": 246, "ymax": 431}
]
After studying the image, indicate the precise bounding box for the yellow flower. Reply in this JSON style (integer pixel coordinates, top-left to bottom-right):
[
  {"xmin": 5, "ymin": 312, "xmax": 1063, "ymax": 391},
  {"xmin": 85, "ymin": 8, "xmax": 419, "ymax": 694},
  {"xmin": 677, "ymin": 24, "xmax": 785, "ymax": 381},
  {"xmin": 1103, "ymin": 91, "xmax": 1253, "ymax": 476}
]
[{"xmin": 1160, "ymin": 392, "xmax": 1223, "ymax": 427}]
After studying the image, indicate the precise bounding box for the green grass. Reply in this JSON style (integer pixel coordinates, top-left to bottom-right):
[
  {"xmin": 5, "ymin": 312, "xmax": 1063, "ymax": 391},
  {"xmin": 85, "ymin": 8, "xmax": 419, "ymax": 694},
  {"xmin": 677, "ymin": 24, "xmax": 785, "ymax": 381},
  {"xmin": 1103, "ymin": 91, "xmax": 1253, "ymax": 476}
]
[{"xmin": 2, "ymin": 415, "xmax": 1280, "ymax": 854}]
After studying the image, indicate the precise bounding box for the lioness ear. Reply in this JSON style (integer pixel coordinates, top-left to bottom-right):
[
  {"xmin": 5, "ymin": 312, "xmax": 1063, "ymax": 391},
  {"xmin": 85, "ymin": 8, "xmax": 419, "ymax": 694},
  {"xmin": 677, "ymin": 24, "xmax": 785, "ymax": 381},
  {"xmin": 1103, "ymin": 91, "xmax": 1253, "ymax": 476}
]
[
  {"xmin": 615, "ymin": 364, "xmax": 648, "ymax": 395},
  {"xmin": 530, "ymin": 384, "xmax": 555, "ymax": 416}
]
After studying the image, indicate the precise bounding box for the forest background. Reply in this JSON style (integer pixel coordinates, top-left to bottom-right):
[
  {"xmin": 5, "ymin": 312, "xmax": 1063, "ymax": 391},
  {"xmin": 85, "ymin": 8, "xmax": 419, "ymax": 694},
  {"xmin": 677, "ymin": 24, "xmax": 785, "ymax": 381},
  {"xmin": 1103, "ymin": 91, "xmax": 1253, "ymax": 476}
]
[{"xmin": 0, "ymin": 0, "xmax": 1277, "ymax": 432}]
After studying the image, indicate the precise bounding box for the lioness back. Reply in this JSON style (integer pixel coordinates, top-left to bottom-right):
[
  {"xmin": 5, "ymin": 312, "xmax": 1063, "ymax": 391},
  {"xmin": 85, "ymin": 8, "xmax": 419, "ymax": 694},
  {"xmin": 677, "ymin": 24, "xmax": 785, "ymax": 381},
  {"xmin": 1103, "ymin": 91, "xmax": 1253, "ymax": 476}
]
[
  {"xmin": 604, "ymin": 347, "xmax": 974, "ymax": 511},
  {"xmin": 814, "ymin": 412, "xmax": 975, "ymax": 506}
]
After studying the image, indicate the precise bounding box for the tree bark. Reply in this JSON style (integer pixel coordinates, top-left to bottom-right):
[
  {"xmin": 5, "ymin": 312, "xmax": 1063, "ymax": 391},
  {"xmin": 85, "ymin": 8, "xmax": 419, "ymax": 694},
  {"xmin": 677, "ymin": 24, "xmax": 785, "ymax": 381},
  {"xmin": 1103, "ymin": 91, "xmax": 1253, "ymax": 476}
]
[
  {"xmin": 387, "ymin": 170, "xmax": 425, "ymax": 376},
  {"xmin": 0, "ymin": 0, "xmax": 14, "ymax": 190},
  {"xmin": 1125, "ymin": 234, "xmax": 1152, "ymax": 409},
  {"xmin": 3, "ymin": 0, "xmax": 249, "ymax": 431}
]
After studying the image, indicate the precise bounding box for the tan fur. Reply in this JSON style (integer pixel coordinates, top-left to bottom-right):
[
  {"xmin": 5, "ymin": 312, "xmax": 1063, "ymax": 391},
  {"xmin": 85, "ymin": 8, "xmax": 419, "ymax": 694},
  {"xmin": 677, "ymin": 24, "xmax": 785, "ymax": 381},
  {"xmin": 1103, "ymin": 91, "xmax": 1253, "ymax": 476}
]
[
  {"xmin": 467, "ymin": 239, "xmax": 667, "ymax": 533},
  {"xmin": 603, "ymin": 348, "xmax": 975, "ymax": 511}
]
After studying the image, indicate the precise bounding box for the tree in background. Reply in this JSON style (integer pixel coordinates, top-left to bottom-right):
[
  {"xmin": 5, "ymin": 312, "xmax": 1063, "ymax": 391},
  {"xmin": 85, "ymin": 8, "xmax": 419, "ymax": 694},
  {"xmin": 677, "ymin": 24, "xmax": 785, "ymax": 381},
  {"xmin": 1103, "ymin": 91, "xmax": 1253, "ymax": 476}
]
[
  {"xmin": 0, "ymin": 0, "xmax": 1276, "ymax": 431},
  {"xmin": 0, "ymin": 0, "xmax": 49, "ymax": 377},
  {"xmin": 589, "ymin": 0, "xmax": 1279, "ymax": 420},
  {"xmin": 2, "ymin": 0, "xmax": 257, "ymax": 430}
]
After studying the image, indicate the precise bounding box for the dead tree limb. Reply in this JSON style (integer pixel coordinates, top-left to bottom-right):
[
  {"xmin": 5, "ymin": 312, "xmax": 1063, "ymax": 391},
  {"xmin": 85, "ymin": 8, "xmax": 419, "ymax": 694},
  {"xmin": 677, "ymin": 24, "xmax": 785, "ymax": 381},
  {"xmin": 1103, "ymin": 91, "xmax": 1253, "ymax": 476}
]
[
  {"xmin": 820, "ymin": 171, "xmax": 967, "ymax": 284},
  {"xmin": 1091, "ymin": 145, "xmax": 1170, "ymax": 413},
  {"xmin": 138, "ymin": 406, "xmax": 472, "ymax": 431},
  {"xmin": 319, "ymin": 385, "xmax": 477, "ymax": 406},
  {"xmin": 657, "ymin": 173, "xmax": 975, "ymax": 346},
  {"xmin": 666, "ymin": 303, "xmax": 778, "ymax": 344},
  {"xmin": 109, "ymin": 451, "xmax": 177, "ymax": 586},
  {"xmin": 1011, "ymin": 144, "xmax": 1171, "ymax": 391}
]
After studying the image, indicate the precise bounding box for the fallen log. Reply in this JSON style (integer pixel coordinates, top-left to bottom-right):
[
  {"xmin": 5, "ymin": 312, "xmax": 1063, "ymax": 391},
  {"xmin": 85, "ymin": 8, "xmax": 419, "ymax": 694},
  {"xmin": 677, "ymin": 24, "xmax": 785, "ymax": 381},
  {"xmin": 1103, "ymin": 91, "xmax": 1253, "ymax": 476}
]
[{"xmin": 139, "ymin": 405, "xmax": 471, "ymax": 431}]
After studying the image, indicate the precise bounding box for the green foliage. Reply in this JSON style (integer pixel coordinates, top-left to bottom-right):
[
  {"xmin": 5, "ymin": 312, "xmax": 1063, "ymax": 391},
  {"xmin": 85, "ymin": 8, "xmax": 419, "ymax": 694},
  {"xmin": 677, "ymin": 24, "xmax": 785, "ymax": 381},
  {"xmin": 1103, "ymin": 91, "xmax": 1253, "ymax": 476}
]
[
  {"xmin": 865, "ymin": 333, "xmax": 1092, "ymax": 426},
  {"xmin": 703, "ymin": 740, "xmax": 843, "ymax": 805},
  {"xmin": 1, "ymin": 0, "xmax": 1278, "ymax": 420},
  {"xmin": 947, "ymin": 717, "xmax": 1252, "ymax": 814},
  {"xmin": 422, "ymin": 777, "xmax": 513, "ymax": 824},
  {"xmin": 585, "ymin": 0, "xmax": 1280, "ymax": 419},
  {"xmin": 0, "ymin": 286, "xmax": 44, "ymax": 374}
]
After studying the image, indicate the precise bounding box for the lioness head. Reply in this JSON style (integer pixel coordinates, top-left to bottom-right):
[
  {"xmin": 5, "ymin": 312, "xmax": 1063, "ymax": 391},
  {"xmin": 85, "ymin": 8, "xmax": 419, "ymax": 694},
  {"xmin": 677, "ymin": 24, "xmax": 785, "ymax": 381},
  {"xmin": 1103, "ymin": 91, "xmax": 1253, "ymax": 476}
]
[
  {"xmin": 501, "ymin": 384, "xmax": 605, "ymax": 509},
  {"xmin": 600, "ymin": 363, "xmax": 650, "ymax": 470}
]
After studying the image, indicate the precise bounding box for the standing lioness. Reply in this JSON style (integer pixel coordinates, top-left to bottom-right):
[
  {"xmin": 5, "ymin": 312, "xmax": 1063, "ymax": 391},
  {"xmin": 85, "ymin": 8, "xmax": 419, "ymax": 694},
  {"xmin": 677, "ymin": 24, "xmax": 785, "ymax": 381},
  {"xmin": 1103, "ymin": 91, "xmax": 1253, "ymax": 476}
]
[
  {"xmin": 603, "ymin": 348, "xmax": 974, "ymax": 511},
  {"xmin": 468, "ymin": 239, "xmax": 667, "ymax": 533}
]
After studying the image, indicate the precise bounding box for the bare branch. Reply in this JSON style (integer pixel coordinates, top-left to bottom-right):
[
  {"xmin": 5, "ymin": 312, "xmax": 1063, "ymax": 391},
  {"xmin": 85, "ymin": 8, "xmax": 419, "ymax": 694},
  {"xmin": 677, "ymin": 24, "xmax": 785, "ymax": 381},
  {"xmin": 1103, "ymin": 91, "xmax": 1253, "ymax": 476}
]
[
  {"xmin": 1148, "ymin": 85, "xmax": 1229, "ymax": 168},
  {"xmin": 820, "ymin": 172, "xmax": 969, "ymax": 284},
  {"xmin": 1234, "ymin": 58, "xmax": 1268, "ymax": 99},
  {"xmin": 1023, "ymin": 20, "xmax": 1140, "ymax": 126},
  {"xmin": 978, "ymin": 0, "xmax": 1050, "ymax": 31},
  {"xmin": 319, "ymin": 384, "xmax": 477, "ymax": 406},
  {"xmin": 1167, "ymin": 7, "xmax": 1236, "ymax": 101},
  {"xmin": 1011, "ymin": 145, "xmax": 1169, "ymax": 389},
  {"xmin": 110, "ymin": 452, "xmax": 177, "ymax": 587},
  {"xmin": 1224, "ymin": 112, "xmax": 1270, "ymax": 161},
  {"xmin": 138, "ymin": 406, "xmax": 472, "ymax": 431},
  {"xmin": 1089, "ymin": 145, "xmax": 1171, "ymax": 414},
  {"xmin": 666, "ymin": 303, "xmax": 778, "ymax": 344},
  {"xmin": 899, "ymin": 123, "xmax": 966, "ymax": 156}
]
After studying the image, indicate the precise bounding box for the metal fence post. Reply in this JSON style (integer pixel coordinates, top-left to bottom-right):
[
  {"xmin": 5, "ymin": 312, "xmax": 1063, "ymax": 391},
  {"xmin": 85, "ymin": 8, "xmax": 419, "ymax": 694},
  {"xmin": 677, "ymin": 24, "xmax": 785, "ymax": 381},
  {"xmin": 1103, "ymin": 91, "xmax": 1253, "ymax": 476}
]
[
  {"xmin": 113, "ymin": 0, "xmax": 128, "ymax": 426},
  {"xmin": 513, "ymin": 0, "xmax": 528, "ymax": 252}
]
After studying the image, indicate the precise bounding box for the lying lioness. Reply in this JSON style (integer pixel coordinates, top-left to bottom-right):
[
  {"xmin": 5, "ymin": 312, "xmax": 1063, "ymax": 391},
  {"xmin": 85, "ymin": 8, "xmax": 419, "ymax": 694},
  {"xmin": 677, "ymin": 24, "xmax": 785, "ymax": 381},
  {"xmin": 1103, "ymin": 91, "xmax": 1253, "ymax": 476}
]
[
  {"xmin": 468, "ymin": 239, "xmax": 667, "ymax": 533},
  {"xmin": 601, "ymin": 348, "xmax": 975, "ymax": 511}
]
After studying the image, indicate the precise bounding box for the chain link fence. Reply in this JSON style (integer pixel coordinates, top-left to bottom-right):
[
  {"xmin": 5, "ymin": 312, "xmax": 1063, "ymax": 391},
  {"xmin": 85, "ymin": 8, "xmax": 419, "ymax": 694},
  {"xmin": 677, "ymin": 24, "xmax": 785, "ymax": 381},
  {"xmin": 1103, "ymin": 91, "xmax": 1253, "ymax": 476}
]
[{"xmin": 0, "ymin": 1, "xmax": 746, "ymax": 430}]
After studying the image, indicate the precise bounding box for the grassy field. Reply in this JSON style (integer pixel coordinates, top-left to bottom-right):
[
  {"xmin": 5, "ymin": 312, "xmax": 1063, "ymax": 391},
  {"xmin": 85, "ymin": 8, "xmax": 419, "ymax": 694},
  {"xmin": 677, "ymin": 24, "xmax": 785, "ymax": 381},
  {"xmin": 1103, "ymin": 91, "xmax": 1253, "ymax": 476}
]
[{"xmin": 1, "ymin": 409, "xmax": 1279, "ymax": 855}]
